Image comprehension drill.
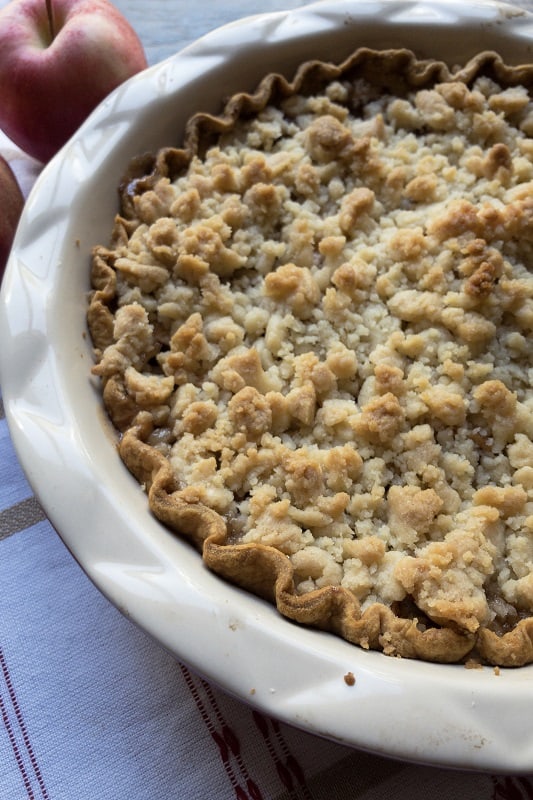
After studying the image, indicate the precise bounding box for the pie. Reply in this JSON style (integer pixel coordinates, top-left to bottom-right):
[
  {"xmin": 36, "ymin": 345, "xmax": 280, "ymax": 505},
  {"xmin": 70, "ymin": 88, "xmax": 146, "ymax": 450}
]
[{"xmin": 88, "ymin": 48, "xmax": 533, "ymax": 665}]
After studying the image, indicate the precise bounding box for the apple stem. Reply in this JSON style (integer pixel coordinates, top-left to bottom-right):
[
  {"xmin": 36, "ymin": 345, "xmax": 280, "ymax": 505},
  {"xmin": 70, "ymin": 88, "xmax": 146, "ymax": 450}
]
[{"xmin": 46, "ymin": 0, "xmax": 56, "ymax": 40}]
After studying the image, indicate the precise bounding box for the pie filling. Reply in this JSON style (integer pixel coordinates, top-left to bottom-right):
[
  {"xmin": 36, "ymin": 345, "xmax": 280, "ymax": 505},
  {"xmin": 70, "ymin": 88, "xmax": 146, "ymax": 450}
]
[{"xmin": 88, "ymin": 49, "xmax": 533, "ymax": 665}]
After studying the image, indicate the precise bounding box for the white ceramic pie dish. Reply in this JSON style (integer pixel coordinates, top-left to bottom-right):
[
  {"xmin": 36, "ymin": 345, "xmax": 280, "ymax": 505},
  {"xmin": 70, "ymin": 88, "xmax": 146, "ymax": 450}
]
[{"xmin": 1, "ymin": 0, "xmax": 533, "ymax": 773}]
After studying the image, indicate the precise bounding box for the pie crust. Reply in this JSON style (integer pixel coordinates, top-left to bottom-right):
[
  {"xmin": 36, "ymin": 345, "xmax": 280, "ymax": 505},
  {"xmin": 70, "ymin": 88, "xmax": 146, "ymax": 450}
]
[{"xmin": 88, "ymin": 48, "xmax": 533, "ymax": 665}]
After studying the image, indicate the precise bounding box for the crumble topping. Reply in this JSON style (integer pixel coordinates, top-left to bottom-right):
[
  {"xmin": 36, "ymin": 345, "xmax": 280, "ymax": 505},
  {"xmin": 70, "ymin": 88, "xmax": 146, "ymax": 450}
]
[{"xmin": 89, "ymin": 51, "xmax": 533, "ymax": 664}]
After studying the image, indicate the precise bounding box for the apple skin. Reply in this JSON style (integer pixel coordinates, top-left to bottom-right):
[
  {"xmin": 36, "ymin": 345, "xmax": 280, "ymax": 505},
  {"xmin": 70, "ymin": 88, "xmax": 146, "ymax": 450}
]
[
  {"xmin": 0, "ymin": 0, "xmax": 148, "ymax": 163},
  {"xmin": 0, "ymin": 155, "xmax": 24, "ymax": 280}
]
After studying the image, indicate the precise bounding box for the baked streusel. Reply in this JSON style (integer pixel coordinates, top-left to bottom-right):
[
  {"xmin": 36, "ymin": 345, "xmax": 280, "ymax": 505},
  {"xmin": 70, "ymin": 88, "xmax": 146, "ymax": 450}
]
[{"xmin": 88, "ymin": 49, "xmax": 533, "ymax": 665}]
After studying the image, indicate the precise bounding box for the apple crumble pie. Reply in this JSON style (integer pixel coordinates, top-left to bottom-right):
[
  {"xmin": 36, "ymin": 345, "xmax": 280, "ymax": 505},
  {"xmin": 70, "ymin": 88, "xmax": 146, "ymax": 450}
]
[{"xmin": 88, "ymin": 49, "xmax": 533, "ymax": 665}]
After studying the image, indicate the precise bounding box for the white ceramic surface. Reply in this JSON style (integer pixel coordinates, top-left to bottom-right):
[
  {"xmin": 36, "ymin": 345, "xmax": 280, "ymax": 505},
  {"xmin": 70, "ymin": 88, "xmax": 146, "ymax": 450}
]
[{"xmin": 1, "ymin": 0, "xmax": 533, "ymax": 773}]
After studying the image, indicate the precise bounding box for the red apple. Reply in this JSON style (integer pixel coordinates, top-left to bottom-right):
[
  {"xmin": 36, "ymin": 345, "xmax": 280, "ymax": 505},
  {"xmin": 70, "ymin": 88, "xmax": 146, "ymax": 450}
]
[
  {"xmin": 0, "ymin": 0, "xmax": 147, "ymax": 163},
  {"xmin": 0, "ymin": 155, "xmax": 24, "ymax": 279}
]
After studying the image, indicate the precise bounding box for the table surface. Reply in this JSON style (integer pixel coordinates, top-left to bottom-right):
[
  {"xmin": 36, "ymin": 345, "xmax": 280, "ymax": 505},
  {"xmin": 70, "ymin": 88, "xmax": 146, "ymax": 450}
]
[{"xmin": 1, "ymin": 1, "xmax": 533, "ymax": 798}]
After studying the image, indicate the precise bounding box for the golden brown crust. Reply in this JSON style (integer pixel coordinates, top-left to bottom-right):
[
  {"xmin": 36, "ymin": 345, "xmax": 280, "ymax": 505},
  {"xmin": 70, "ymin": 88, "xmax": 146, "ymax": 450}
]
[
  {"xmin": 121, "ymin": 414, "xmax": 476, "ymax": 664},
  {"xmin": 115, "ymin": 49, "xmax": 533, "ymax": 208},
  {"xmin": 88, "ymin": 48, "xmax": 533, "ymax": 666}
]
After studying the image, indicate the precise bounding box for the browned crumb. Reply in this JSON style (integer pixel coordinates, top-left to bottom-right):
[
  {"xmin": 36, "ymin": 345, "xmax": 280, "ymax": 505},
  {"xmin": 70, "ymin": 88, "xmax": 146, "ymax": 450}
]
[{"xmin": 89, "ymin": 51, "xmax": 533, "ymax": 666}]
